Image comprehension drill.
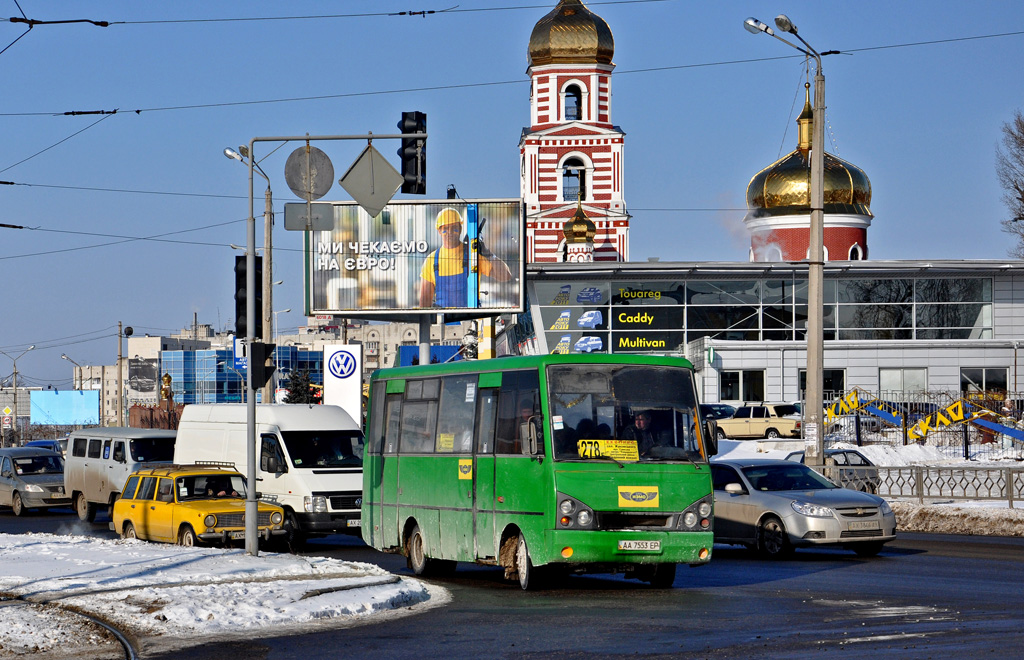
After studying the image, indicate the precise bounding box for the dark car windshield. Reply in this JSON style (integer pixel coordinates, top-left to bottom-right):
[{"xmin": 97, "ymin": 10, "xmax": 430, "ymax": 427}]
[
  {"xmin": 283, "ymin": 430, "xmax": 364, "ymax": 468},
  {"xmin": 13, "ymin": 455, "xmax": 63, "ymax": 475},
  {"xmin": 130, "ymin": 436, "xmax": 175, "ymax": 462},
  {"xmin": 741, "ymin": 464, "xmax": 837, "ymax": 491}
]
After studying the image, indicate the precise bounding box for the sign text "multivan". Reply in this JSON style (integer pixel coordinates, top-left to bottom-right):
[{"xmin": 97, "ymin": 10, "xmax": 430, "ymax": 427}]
[{"xmin": 316, "ymin": 241, "xmax": 429, "ymax": 272}]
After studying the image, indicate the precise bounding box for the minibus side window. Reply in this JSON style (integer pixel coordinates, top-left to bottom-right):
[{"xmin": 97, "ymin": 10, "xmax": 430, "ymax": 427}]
[
  {"xmin": 87, "ymin": 439, "xmax": 102, "ymax": 459},
  {"xmin": 383, "ymin": 395, "xmax": 402, "ymax": 454},
  {"xmin": 103, "ymin": 440, "xmax": 112, "ymax": 460},
  {"xmin": 112, "ymin": 441, "xmax": 126, "ymax": 463},
  {"xmin": 73, "ymin": 438, "xmax": 87, "ymax": 457},
  {"xmin": 476, "ymin": 388, "xmax": 499, "ymax": 454}
]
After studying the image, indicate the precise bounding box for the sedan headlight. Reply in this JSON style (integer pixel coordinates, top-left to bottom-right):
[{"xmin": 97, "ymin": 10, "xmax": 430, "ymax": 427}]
[
  {"xmin": 271, "ymin": 511, "xmax": 283, "ymax": 525},
  {"xmin": 204, "ymin": 514, "xmax": 217, "ymax": 528},
  {"xmin": 879, "ymin": 499, "xmax": 893, "ymax": 515},
  {"xmin": 23, "ymin": 484, "xmax": 45, "ymax": 493},
  {"xmin": 791, "ymin": 500, "xmax": 834, "ymax": 518}
]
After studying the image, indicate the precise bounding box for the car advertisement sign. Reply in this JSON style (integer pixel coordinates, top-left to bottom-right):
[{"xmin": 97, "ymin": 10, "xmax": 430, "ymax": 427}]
[
  {"xmin": 305, "ymin": 199, "xmax": 523, "ymax": 316},
  {"xmin": 322, "ymin": 344, "xmax": 362, "ymax": 421}
]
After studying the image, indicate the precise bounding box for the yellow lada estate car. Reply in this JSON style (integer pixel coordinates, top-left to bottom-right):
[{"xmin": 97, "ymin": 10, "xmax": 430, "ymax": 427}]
[{"xmin": 111, "ymin": 463, "xmax": 285, "ymax": 546}]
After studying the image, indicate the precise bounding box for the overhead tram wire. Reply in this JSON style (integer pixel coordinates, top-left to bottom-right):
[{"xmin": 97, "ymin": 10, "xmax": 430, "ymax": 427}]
[
  {"xmin": 0, "ymin": 114, "xmax": 114, "ymax": 173},
  {"xmin": 4, "ymin": 28, "xmax": 1023, "ymax": 119}
]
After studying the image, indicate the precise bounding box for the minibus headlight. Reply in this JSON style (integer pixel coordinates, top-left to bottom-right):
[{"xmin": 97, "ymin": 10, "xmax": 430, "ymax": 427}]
[
  {"xmin": 204, "ymin": 514, "xmax": 217, "ymax": 528},
  {"xmin": 271, "ymin": 512, "xmax": 283, "ymax": 525},
  {"xmin": 304, "ymin": 496, "xmax": 328, "ymax": 513},
  {"xmin": 683, "ymin": 512, "xmax": 697, "ymax": 528},
  {"xmin": 577, "ymin": 510, "xmax": 592, "ymax": 526},
  {"xmin": 559, "ymin": 500, "xmax": 576, "ymax": 515},
  {"xmin": 698, "ymin": 502, "xmax": 712, "ymax": 517}
]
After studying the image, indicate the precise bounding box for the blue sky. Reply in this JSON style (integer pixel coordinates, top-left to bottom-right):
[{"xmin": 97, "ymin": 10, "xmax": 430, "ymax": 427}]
[{"xmin": 2, "ymin": 0, "xmax": 1023, "ymax": 387}]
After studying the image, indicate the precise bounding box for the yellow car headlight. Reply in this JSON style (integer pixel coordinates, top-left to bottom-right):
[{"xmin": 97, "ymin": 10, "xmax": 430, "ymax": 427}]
[
  {"xmin": 204, "ymin": 514, "xmax": 217, "ymax": 528},
  {"xmin": 271, "ymin": 511, "xmax": 283, "ymax": 526}
]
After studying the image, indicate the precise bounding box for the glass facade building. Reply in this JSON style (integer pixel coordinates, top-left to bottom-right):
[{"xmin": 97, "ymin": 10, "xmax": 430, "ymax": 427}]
[{"xmin": 161, "ymin": 346, "xmax": 324, "ymax": 405}]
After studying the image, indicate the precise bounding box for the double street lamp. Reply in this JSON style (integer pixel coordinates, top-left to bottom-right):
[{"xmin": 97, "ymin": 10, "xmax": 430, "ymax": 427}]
[
  {"xmin": 0, "ymin": 345, "xmax": 34, "ymax": 446},
  {"xmin": 745, "ymin": 14, "xmax": 826, "ymax": 465}
]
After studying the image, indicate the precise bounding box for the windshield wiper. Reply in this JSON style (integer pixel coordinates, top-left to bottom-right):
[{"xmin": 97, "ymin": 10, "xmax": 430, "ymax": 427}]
[{"xmin": 588, "ymin": 454, "xmax": 624, "ymax": 469}]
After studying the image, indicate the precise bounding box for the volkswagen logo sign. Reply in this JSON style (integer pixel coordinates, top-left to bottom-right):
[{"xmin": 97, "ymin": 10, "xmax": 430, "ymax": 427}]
[{"xmin": 328, "ymin": 351, "xmax": 357, "ymax": 379}]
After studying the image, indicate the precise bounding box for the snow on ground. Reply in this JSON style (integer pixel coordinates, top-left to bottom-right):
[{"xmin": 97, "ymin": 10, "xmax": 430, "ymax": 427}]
[{"xmin": 0, "ymin": 534, "xmax": 443, "ymax": 658}]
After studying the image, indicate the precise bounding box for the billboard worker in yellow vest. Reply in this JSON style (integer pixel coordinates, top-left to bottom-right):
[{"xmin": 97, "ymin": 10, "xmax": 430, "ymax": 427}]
[{"xmin": 418, "ymin": 207, "xmax": 511, "ymax": 308}]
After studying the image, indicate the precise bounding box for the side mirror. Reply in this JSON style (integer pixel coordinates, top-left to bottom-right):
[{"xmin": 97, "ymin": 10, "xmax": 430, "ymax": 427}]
[
  {"xmin": 520, "ymin": 419, "xmax": 539, "ymax": 455},
  {"xmin": 724, "ymin": 482, "xmax": 744, "ymax": 494},
  {"xmin": 704, "ymin": 421, "xmax": 719, "ymax": 456}
]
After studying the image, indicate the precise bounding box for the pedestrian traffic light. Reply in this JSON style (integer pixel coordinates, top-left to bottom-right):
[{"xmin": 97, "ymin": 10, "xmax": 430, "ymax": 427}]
[
  {"xmin": 248, "ymin": 341, "xmax": 276, "ymax": 390},
  {"xmin": 397, "ymin": 111, "xmax": 427, "ymax": 194},
  {"xmin": 233, "ymin": 255, "xmax": 263, "ymax": 339}
]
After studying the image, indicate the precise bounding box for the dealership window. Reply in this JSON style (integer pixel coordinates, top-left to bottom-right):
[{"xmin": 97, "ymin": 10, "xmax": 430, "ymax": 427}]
[
  {"xmin": 960, "ymin": 368, "xmax": 1007, "ymax": 395},
  {"xmin": 879, "ymin": 367, "xmax": 927, "ymax": 394},
  {"xmin": 720, "ymin": 370, "xmax": 764, "ymax": 402},
  {"xmin": 798, "ymin": 369, "xmax": 846, "ymax": 399}
]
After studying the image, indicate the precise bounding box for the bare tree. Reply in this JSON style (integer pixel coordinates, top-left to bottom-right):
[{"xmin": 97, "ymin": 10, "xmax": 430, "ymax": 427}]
[{"xmin": 997, "ymin": 110, "xmax": 1024, "ymax": 257}]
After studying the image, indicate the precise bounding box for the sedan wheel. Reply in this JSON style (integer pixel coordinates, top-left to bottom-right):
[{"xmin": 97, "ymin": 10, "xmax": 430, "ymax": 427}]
[
  {"xmin": 758, "ymin": 516, "xmax": 792, "ymax": 558},
  {"xmin": 123, "ymin": 522, "xmax": 137, "ymax": 540},
  {"xmin": 716, "ymin": 428, "xmax": 726, "ymax": 440},
  {"xmin": 179, "ymin": 525, "xmax": 197, "ymax": 547},
  {"xmin": 12, "ymin": 492, "xmax": 25, "ymax": 517},
  {"xmin": 765, "ymin": 428, "xmax": 781, "ymax": 439}
]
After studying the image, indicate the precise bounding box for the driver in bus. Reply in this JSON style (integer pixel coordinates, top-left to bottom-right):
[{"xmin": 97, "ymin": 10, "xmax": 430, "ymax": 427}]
[{"xmin": 624, "ymin": 410, "xmax": 661, "ymax": 456}]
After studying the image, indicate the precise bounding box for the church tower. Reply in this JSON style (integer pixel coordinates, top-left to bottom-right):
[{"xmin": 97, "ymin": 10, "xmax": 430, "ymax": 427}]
[
  {"xmin": 744, "ymin": 83, "xmax": 873, "ymax": 262},
  {"xmin": 520, "ymin": 0, "xmax": 629, "ymax": 263}
]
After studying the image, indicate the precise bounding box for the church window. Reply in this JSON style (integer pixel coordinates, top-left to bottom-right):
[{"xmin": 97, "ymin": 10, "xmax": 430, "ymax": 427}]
[
  {"xmin": 564, "ymin": 84, "xmax": 582, "ymax": 121},
  {"xmin": 562, "ymin": 157, "xmax": 586, "ymax": 201}
]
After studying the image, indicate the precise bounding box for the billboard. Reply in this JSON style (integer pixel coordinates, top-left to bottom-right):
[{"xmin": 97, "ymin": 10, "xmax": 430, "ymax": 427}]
[
  {"xmin": 127, "ymin": 357, "xmax": 159, "ymax": 405},
  {"xmin": 305, "ymin": 199, "xmax": 523, "ymax": 315},
  {"xmin": 30, "ymin": 390, "xmax": 100, "ymax": 426}
]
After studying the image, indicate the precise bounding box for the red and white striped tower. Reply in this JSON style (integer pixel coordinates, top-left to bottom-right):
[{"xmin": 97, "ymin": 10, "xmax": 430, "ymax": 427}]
[
  {"xmin": 745, "ymin": 84, "xmax": 873, "ymax": 262},
  {"xmin": 520, "ymin": 0, "xmax": 628, "ymax": 263}
]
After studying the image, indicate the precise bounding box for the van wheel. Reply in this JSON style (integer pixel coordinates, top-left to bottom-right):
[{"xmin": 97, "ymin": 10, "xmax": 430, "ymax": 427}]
[
  {"xmin": 12, "ymin": 492, "xmax": 26, "ymax": 517},
  {"xmin": 76, "ymin": 492, "xmax": 96, "ymax": 523},
  {"xmin": 406, "ymin": 524, "xmax": 432, "ymax": 576},
  {"xmin": 515, "ymin": 534, "xmax": 535, "ymax": 590},
  {"xmin": 179, "ymin": 525, "xmax": 197, "ymax": 547},
  {"xmin": 283, "ymin": 510, "xmax": 306, "ymax": 552},
  {"xmin": 122, "ymin": 522, "xmax": 137, "ymax": 540}
]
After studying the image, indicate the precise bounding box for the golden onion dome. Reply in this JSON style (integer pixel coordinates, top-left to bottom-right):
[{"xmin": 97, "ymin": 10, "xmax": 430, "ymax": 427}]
[
  {"xmin": 529, "ymin": 0, "xmax": 614, "ymax": 67},
  {"xmin": 746, "ymin": 84, "xmax": 872, "ymax": 218},
  {"xmin": 563, "ymin": 199, "xmax": 596, "ymax": 243}
]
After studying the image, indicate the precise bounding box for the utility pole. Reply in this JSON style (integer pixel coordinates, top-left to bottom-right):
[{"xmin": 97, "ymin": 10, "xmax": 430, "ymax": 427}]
[{"xmin": 117, "ymin": 321, "xmax": 124, "ymax": 427}]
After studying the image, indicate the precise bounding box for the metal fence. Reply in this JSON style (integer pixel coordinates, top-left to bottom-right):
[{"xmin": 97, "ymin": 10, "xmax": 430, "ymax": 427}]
[{"xmin": 806, "ymin": 464, "xmax": 1024, "ymax": 508}]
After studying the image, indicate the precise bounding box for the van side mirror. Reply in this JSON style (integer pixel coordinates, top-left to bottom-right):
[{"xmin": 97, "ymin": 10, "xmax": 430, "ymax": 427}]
[
  {"xmin": 520, "ymin": 419, "xmax": 539, "ymax": 455},
  {"xmin": 704, "ymin": 421, "xmax": 719, "ymax": 456},
  {"xmin": 264, "ymin": 456, "xmax": 285, "ymax": 473}
]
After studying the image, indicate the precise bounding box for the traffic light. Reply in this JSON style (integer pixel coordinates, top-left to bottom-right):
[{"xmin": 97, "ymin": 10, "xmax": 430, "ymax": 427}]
[
  {"xmin": 248, "ymin": 341, "xmax": 276, "ymax": 390},
  {"xmin": 233, "ymin": 255, "xmax": 263, "ymax": 338},
  {"xmin": 397, "ymin": 111, "xmax": 427, "ymax": 194}
]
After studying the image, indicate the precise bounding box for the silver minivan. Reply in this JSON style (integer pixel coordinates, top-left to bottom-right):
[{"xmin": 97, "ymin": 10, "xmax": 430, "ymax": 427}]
[{"xmin": 0, "ymin": 447, "xmax": 71, "ymax": 516}]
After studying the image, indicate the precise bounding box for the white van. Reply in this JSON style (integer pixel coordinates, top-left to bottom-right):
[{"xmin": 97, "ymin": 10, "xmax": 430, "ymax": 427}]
[
  {"xmin": 174, "ymin": 404, "xmax": 364, "ymax": 543},
  {"xmin": 65, "ymin": 427, "xmax": 177, "ymax": 522}
]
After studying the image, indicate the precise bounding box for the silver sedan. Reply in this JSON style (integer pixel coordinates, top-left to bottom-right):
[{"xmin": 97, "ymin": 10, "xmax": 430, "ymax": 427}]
[
  {"xmin": 0, "ymin": 447, "xmax": 71, "ymax": 516},
  {"xmin": 711, "ymin": 458, "xmax": 896, "ymax": 558}
]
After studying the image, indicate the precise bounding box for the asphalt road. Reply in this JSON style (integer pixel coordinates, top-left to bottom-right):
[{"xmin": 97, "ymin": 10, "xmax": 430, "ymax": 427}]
[{"xmin": 4, "ymin": 509, "xmax": 1023, "ymax": 659}]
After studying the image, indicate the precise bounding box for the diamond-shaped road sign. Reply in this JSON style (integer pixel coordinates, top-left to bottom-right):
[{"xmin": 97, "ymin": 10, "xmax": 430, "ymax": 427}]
[{"xmin": 338, "ymin": 144, "xmax": 403, "ymax": 219}]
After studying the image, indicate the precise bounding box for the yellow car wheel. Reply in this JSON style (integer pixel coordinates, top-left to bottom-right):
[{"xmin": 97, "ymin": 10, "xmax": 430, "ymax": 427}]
[
  {"xmin": 123, "ymin": 522, "xmax": 137, "ymax": 540},
  {"xmin": 179, "ymin": 525, "xmax": 197, "ymax": 547}
]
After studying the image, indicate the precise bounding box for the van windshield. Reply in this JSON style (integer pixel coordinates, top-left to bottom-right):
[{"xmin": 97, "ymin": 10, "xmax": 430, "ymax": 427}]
[
  {"xmin": 282, "ymin": 430, "xmax": 364, "ymax": 468},
  {"xmin": 130, "ymin": 436, "xmax": 175, "ymax": 462}
]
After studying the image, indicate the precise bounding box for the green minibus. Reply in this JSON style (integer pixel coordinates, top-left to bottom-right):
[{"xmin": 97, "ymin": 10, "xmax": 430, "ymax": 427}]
[{"xmin": 361, "ymin": 353, "xmax": 717, "ymax": 589}]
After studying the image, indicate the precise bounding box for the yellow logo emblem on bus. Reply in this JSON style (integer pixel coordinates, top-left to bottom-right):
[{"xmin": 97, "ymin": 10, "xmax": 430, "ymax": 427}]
[
  {"xmin": 617, "ymin": 486, "xmax": 659, "ymax": 508},
  {"xmin": 458, "ymin": 459, "xmax": 473, "ymax": 480}
]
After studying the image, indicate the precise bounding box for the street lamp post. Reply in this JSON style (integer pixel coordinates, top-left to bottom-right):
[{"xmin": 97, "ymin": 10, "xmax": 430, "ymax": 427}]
[
  {"xmin": 0, "ymin": 345, "xmax": 34, "ymax": 446},
  {"xmin": 61, "ymin": 353, "xmax": 82, "ymax": 390},
  {"xmin": 745, "ymin": 14, "xmax": 826, "ymax": 466}
]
